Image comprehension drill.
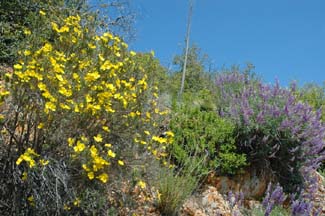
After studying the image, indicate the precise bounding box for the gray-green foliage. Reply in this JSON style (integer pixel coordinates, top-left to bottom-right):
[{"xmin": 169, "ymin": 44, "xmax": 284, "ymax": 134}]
[
  {"xmin": 169, "ymin": 101, "xmax": 246, "ymax": 176},
  {"xmin": 298, "ymin": 82, "xmax": 325, "ymax": 122},
  {"xmin": 245, "ymin": 206, "xmax": 290, "ymax": 216},
  {"xmin": 0, "ymin": 0, "xmax": 88, "ymax": 65},
  {"xmin": 155, "ymin": 166, "xmax": 198, "ymax": 216},
  {"xmin": 168, "ymin": 45, "xmax": 215, "ymax": 97}
]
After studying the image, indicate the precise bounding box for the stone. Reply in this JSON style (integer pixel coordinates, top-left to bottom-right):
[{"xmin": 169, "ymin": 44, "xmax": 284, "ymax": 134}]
[
  {"xmin": 181, "ymin": 186, "xmax": 240, "ymax": 216},
  {"xmin": 206, "ymin": 168, "xmax": 272, "ymax": 199}
]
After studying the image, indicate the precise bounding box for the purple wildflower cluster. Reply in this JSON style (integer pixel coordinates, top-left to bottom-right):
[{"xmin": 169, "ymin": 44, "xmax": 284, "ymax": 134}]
[
  {"xmin": 262, "ymin": 183, "xmax": 287, "ymax": 216},
  {"xmin": 226, "ymin": 190, "xmax": 244, "ymax": 209},
  {"xmin": 226, "ymin": 191, "xmax": 244, "ymax": 216},
  {"xmin": 215, "ymin": 71, "xmax": 325, "ymax": 194},
  {"xmin": 261, "ymin": 183, "xmax": 321, "ymax": 216}
]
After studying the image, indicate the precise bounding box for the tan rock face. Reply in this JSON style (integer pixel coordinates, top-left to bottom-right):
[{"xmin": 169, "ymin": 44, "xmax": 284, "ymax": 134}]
[
  {"xmin": 206, "ymin": 169, "xmax": 272, "ymax": 199},
  {"xmin": 181, "ymin": 186, "xmax": 239, "ymax": 216},
  {"xmin": 313, "ymin": 172, "xmax": 325, "ymax": 215}
]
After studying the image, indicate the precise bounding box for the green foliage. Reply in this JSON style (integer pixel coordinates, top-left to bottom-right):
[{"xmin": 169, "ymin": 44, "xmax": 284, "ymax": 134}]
[
  {"xmin": 0, "ymin": 4, "xmax": 169, "ymax": 214},
  {"xmin": 167, "ymin": 45, "xmax": 215, "ymax": 97},
  {"xmin": 246, "ymin": 206, "xmax": 290, "ymax": 216},
  {"xmin": 0, "ymin": 0, "xmax": 89, "ymax": 65},
  {"xmin": 155, "ymin": 166, "xmax": 198, "ymax": 216},
  {"xmin": 169, "ymin": 100, "xmax": 246, "ymax": 176},
  {"xmin": 298, "ymin": 82, "xmax": 325, "ymax": 122}
]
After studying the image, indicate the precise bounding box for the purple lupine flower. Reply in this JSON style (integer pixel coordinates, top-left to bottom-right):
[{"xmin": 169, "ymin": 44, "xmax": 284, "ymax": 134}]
[
  {"xmin": 291, "ymin": 199, "xmax": 314, "ymax": 216},
  {"xmin": 215, "ymin": 70, "xmax": 325, "ymax": 196}
]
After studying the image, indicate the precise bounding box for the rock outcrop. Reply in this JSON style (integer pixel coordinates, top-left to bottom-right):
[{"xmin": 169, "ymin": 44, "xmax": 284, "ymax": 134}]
[{"xmin": 181, "ymin": 186, "xmax": 240, "ymax": 216}]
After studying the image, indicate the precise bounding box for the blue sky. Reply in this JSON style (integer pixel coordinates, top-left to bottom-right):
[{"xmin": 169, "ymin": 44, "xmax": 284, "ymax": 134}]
[{"xmin": 127, "ymin": 0, "xmax": 325, "ymax": 86}]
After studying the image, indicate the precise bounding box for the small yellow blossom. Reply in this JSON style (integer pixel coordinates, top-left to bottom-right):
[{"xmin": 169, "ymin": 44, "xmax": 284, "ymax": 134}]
[
  {"xmin": 88, "ymin": 43, "xmax": 96, "ymax": 49},
  {"xmin": 24, "ymin": 50, "xmax": 31, "ymax": 56},
  {"xmin": 27, "ymin": 195, "xmax": 35, "ymax": 206},
  {"xmin": 82, "ymin": 164, "xmax": 90, "ymax": 172},
  {"xmin": 37, "ymin": 123, "xmax": 44, "ymax": 129},
  {"xmin": 138, "ymin": 180, "xmax": 146, "ymax": 189},
  {"xmin": 97, "ymin": 173, "xmax": 108, "ymax": 183},
  {"xmin": 165, "ymin": 131, "xmax": 175, "ymax": 137},
  {"xmin": 39, "ymin": 10, "xmax": 46, "ymax": 16},
  {"xmin": 102, "ymin": 126, "xmax": 110, "ymax": 132},
  {"xmin": 39, "ymin": 159, "xmax": 49, "ymax": 166},
  {"xmin": 107, "ymin": 150, "xmax": 116, "ymax": 158},
  {"xmin": 73, "ymin": 141, "xmax": 85, "ymax": 152},
  {"xmin": 104, "ymin": 143, "xmax": 112, "ymax": 148},
  {"xmin": 87, "ymin": 172, "xmax": 95, "ymax": 180},
  {"xmin": 24, "ymin": 28, "xmax": 31, "ymax": 35},
  {"xmin": 64, "ymin": 204, "xmax": 71, "ymax": 211},
  {"xmin": 22, "ymin": 171, "xmax": 28, "ymax": 181},
  {"xmin": 73, "ymin": 198, "xmax": 80, "ymax": 206},
  {"xmin": 118, "ymin": 160, "xmax": 124, "ymax": 166},
  {"xmin": 68, "ymin": 137, "xmax": 75, "ymax": 146},
  {"xmin": 14, "ymin": 64, "xmax": 23, "ymax": 70},
  {"xmin": 94, "ymin": 134, "xmax": 103, "ymax": 143}
]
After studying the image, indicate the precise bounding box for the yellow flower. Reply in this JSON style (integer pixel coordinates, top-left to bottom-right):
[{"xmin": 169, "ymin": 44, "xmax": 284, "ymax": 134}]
[
  {"xmin": 60, "ymin": 103, "xmax": 71, "ymax": 110},
  {"xmin": 118, "ymin": 160, "xmax": 124, "ymax": 166},
  {"xmin": 82, "ymin": 164, "xmax": 90, "ymax": 171},
  {"xmin": 64, "ymin": 204, "xmax": 71, "ymax": 211},
  {"xmin": 42, "ymin": 43, "xmax": 53, "ymax": 53},
  {"xmin": 87, "ymin": 172, "xmax": 94, "ymax": 180},
  {"xmin": 27, "ymin": 196, "xmax": 35, "ymax": 206},
  {"xmin": 68, "ymin": 137, "xmax": 75, "ymax": 146},
  {"xmin": 165, "ymin": 131, "xmax": 175, "ymax": 137},
  {"xmin": 97, "ymin": 173, "xmax": 108, "ymax": 183},
  {"xmin": 104, "ymin": 143, "xmax": 112, "ymax": 148},
  {"xmin": 24, "ymin": 50, "xmax": 31, "ymax": 56},
  {"xmin": 152, "ymin": 136, "xmax": 167, "ymax": 144},
  {"xmin": 130, "ymin": 51, "xmax": 136, "ymax": 56},
  {"xmin": 24, "ymin": 28, "xmax": 31, "ymax": 35},
  {"xmin": 26, "ymin": 148, "xmax": 39, "ymax": 156},
  {"xmin": 73, "ymin": 141, "xmax": 85, "ymax": 152},
  {"xmin": 37, "ymin": 82, "xmax": 47, "ymax": 91},
  {"xmin": 102, "ymin": 126, "xmax": 110, "ymax": 132},
  {"xmin": 59, "ymin": 87, "xmax": 72, "ymax": 97},
  {"xmin": 55, "ymin": 74, "xmax": 64, "ymax": 81},
  {"xmin": 81, "ymin": 135, "xmax": 88, "ymax": 142},
  {"xmin": 22, "ymin": 171, "xmax": 28, "ymax": 181},
  {"xmin": 144, "ymin": 131, "xmax": 150, "ymax": 135},
  {"xmin": 85, "ymin": 71, "xmax": 100, "ymax": 82},
  {"xmin": 138, "ymin": 180, "xmax": 146, "ymax": 189},
  {"xmin": 93, "ymin": 134, "xmax": 103, "ymax": 143},
  {"xmin": 73, "ymin": 198, "xmax": 80, "ymax": 206},
  {"xmin": 90, "ymin": 145, "xmax": 98, "ymax": 156},
  {"xmin": 37, "ymin": 123, "xmax": 44, "ymax": 129},
  {"xmin": 45, "ymin": 102, "xmax": 56, "ymax": 113},
  {"xmin": 88, "ymin": 43, "xmax": 96, "ymax": 49},
  {"xmin": 39, "ymin": 10, "xmax": 46, "ymax": 16},
  {"xmin": 14, "ymin": 64, "xmax": 23, "ymax": 70},
  {"xmin": 107, "ymin": 150, "xmax": 116, "ymax": 158},
  {"xmin": 129, "ymin": 112, "xmax": 136, "ymax": 118},
  {"xmin": 39, "ymin": 159, "xmax": 49, "ymax": 166}
]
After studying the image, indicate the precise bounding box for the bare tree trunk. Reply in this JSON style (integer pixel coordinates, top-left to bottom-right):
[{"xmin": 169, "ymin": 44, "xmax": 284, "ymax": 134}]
[{"xmin": 178, "ymin": 0, "xmax": 193, "ymax": 100}]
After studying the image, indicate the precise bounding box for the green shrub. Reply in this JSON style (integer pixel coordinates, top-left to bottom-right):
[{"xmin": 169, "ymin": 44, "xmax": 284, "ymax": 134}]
[
  {"xmin": 247, "ymin": 206, "xmax": 290, "ymax": 216},
  {"xmin": 168, "ymin": 102, "xmax": 246, "ymax": 176},
  {"xmin": 0, "ymin": 9, "xmax": 169, "ymax": 214},
  {"xmin": 155, "ymin": 166, "xmax": 198, "ymax": 216}
]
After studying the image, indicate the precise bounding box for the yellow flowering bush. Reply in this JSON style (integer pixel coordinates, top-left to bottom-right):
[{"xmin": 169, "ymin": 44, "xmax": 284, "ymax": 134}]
[{"xmin": 0, "ymin": 12, "xmax": 173, "ymax": 214}]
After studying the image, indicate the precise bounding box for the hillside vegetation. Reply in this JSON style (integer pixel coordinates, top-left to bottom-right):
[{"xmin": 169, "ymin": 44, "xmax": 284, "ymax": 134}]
[{"xmin": 0, "ymin": 1, "xmax": 324, "ymax": 215}]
